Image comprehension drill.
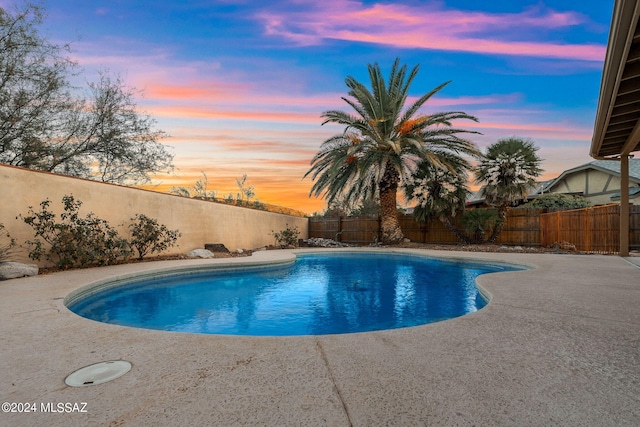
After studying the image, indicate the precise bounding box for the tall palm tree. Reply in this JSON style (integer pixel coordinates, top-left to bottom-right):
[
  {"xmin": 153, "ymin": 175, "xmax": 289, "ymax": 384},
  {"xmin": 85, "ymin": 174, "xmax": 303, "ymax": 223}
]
[
  {"xmin": 404, "ymin": 156, "xmax": 473, "ymax": 244},
  {"xmin": 475, "ymin": 137, "xmax": 543, "ymax": 243},
  {"xmin": 305, "ymin": 58, "xmax": 481, "ymax": 244}
]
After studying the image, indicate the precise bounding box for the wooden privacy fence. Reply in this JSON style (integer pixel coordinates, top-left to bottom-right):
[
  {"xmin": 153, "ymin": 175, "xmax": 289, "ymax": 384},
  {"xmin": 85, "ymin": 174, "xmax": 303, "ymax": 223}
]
[
  {"xmin": 309, "ymin": 206, "xmax": 640, "ymax": 252},
  {"xmin": 309, "ymin": 215, "xmax": 381, "ymax": 245},
  {"xmin": 540, "ymin": 204, "xmax": 640, "ymax": 253},
  {"xmin": 309, "ymin": 209, "xmax": 545, "ymax": 246}
]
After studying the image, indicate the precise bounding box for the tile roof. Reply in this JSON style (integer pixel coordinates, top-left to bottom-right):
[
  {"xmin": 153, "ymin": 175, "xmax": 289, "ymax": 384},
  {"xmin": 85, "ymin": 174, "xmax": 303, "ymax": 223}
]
[
  {"xmin": 465, "ymin": 160, "xmax": 640, "ymax": 205},
  {"xmin": 610, "ymin": 186, "xmax": 640, "ymax": 200},
  {"xmin": 588, "ymin": 159, "xmax": 640, "ymax": 180},
  {"xmin": 467, "ymin": 179, "xmax": 555, "ymax": 204}
]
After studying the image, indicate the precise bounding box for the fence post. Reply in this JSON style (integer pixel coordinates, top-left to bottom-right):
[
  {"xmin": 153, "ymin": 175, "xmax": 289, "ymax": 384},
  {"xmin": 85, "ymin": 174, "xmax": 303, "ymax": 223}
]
[
  {"xmin": 337, "ymin": 216, "xmax": 343, "ymax": 242},
  {"xmin": 556, "ymin": 211, "xmax": 560, "ymax": 245},
  {"xmin": 585, "ymin": 207, "xmax": 591, "ymax": 252}
]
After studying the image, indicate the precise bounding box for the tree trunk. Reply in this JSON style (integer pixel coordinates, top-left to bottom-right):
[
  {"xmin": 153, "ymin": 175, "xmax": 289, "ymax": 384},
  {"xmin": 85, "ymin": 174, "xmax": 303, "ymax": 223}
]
[
  {"xmin": 379, "ymin": 166, "xmax": 403, "ymax": 244},
  {"xmin": 487, "ymin": 206, "xmax": 507, "ymax": 244},
  {"xmin": 439, "ymin": 216, "xmax": 471, "ymax": 244}
]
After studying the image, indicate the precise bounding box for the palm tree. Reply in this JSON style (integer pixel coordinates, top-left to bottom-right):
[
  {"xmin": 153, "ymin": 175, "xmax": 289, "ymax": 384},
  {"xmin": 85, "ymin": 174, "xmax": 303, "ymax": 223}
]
[
  {"xmin": 404, "ymin": 156, "xmax": 473, "ymax": 244},
  {"xmin": 460, "ymin": 209, "xmax": 499, "ymax": 243},
  {"xmin": 475, "ymin": 137, "xmax": 543, "ymax": 243},
  {"xmin": 305, "ymin": 58, "xmax": 481, "ymax": 244}
]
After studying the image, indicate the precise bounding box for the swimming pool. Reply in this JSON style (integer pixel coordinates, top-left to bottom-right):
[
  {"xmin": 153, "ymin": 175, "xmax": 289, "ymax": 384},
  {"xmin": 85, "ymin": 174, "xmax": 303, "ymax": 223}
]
[{"xmin": 67, "ymin": 252, "xmax": 524, "ymax": 336}]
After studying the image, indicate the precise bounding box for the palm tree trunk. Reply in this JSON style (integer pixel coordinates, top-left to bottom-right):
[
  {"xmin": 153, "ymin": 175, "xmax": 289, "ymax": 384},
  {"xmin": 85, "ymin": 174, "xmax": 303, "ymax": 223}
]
[
  {"xmin": 439, "ymin": 216, "xmax": 471, "ymax": 244},
  {"xmin": 379, "ymin": 166, "xmax": 403, "ymax": 244},
  {"xmin": 487, "ymin": 206, "xmax": 507, "ymax": 244}
]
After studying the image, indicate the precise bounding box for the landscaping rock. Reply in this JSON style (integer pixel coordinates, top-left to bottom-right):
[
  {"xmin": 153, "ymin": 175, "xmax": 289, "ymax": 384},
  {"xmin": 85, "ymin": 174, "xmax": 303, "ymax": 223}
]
[
  {"xmin": 0, "ymin": 262, "xmax": 39, "ymax": 280},
  {"xmin": 204, "ymin": 243, "xmax": 229, "ymax": 253},
  {"xmin": 236, "ymin": 248, "xmax": 244, "ymax": 254},
  {"xmin": 305, "ymin": 238, "xmax": 356, "ymax": 248},
  {"xmin": 186, "ymin": 249, "xmax": 215, "ymax": 259},
  {"xmin": 552, "ymin": 241, "xmax": 577, "ymax": 251}
]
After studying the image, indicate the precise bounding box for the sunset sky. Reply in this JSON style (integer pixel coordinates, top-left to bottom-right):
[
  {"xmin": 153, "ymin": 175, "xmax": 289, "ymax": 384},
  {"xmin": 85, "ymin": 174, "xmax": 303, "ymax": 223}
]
[{"xmin": 15, "ymin": 0, "xmax": 615, "ymax": 213}]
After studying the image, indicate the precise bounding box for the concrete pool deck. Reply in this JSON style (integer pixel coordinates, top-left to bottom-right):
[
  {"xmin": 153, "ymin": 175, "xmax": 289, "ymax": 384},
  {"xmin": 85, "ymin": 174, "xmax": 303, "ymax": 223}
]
[{"xmin": 1, "ymin": 248, "xmax": 639, "ymax": 426}]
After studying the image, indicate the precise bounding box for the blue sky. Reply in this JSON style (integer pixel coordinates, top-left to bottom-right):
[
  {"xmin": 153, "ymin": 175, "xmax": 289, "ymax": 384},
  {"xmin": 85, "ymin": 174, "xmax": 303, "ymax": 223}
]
[{"xmin": 6, "ymin": 0, "xmax": 616, "ymax": 212}]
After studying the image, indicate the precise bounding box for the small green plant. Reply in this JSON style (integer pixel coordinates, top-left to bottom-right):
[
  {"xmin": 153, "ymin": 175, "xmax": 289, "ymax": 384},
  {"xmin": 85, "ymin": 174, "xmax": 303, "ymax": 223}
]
[
  {"xmin": 129, "ymin": 214, "xmax": 181, "ymax": 260},
  {"xmin": 170, "ymin": 172, "xmax": 267, "ymax": 210},
  {"xmin": 271, "ymin": 224, "xmax": 300, "ymax": 248},
  {"xmin": 170, "ymin": 172, "xmax": 217, "ymax": 200},
  {"xmin": 20, "ymin": 195, "xmax": 131, "ymax": 269},
  {"xmin": 461, "ymin": 209, "xmax": 499, "ymax": 243},
  {"xmin": 0, "ymin": 222, "xmax": 16, "ymax": 263}
]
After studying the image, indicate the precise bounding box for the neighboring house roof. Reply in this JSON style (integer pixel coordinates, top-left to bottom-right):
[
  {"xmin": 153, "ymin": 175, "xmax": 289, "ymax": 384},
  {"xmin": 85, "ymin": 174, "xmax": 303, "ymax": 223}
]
[
  {"xmin": 550, "ymin": 159, "xmax": 640, "ymax": 184},
  {"xmin": 466, "ymin": 179, "xmax": 555, "ymax": 206},
  {"xmin": 466, "ymin": 189, "xmax": 484, "ymax": 205},
  {"xmin": 610, "ymin": 187, "xmax": 640, "ymax": 200},
  {"xmin": 467, "ymin": 159, "xmax": 640, "ymax": 206}
]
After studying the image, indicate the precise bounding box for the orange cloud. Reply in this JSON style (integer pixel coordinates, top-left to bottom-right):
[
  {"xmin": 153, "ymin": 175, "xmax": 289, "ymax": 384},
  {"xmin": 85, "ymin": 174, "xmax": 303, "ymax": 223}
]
[
  {"xmin": 143, "ymin": 160, "xmax": 326, "ymax": 214},
  {"xmin": 149, "ymin": 105, "xmax": 322, "ymax": 125},
  {"xmin": 144, "ymin": 91, "xmax": 524, "ymax": 130}
]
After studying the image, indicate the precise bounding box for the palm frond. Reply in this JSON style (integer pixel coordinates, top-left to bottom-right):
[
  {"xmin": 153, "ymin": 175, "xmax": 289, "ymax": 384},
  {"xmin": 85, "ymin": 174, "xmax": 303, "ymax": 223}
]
[{"xmin": 400, "ymin": 80, "xmax": 451, "ymax": 124}]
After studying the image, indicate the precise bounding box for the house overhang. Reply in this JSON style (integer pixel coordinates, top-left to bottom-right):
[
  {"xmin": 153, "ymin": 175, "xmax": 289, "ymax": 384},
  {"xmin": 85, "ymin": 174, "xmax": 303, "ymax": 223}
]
[{"xmin": 591, "ymin": 0, "xmax": 640, "ymax": 158}]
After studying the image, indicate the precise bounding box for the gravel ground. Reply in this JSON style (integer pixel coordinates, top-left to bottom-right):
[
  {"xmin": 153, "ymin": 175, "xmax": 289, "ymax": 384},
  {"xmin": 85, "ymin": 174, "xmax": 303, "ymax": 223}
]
[{"xmin": 36, "ymin": 240, "xmax": 638, "ymax": 275}]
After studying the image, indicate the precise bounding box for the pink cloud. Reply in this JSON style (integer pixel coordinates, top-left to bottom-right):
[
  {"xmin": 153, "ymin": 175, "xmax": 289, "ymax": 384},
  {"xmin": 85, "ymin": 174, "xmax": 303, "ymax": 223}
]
[
  {"xmin": 409, "ymin": 93, "xmax": 523, "ymax": 108},
  {"xmin": 144, "ymin": 80, "xmax": 518, "ymax": 112},
  {"xmin": 256, "ymin": 1, "xmax": 605, "ymax": 61},
  {"xmin": 144, "ymin": 82, "xmax": 342, "ymax": 108},
  {"xmin": 468, "ymin": 121, "xmax": 592, "ymax": 140}
]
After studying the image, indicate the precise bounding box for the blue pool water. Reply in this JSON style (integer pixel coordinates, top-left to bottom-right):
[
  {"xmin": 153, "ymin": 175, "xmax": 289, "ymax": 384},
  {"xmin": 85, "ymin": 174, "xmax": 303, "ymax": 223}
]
[{"xmin": 68, "ymin": 253, "xmax": 522, "ymax": 336}]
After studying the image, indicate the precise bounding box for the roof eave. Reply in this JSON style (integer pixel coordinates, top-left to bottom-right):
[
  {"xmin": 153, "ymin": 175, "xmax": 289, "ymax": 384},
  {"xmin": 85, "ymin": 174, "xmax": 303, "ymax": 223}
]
[{"xmin": 590, "ymin": 0, "xmax": 640, "ymax": 159}]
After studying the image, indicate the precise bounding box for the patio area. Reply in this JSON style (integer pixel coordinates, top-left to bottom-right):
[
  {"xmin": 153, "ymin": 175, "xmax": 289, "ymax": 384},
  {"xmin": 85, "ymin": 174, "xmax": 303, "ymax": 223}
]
[{"xmin": 1, "ymin": 248, "xmax": 639, "ymax": 426}]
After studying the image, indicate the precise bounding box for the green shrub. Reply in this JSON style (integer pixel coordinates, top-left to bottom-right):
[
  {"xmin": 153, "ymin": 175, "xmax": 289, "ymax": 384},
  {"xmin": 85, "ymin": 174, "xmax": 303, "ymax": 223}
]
[
  {"xmin": 0, "ymin": 222, "xmax": 16, "ymax": 263},
  {"xmin": 518, "ymin": 193, "xmax": 591, "ymax": 210},
  {"xmin": 129, "ymin": 214, "xmax": 181, "ymax": 260},
  {"xmin": 271, "ymin": 224, "xmax": 300, "ymax": 248},
  {"xmin": 20, "ymin": 195, "xmax": 131, "ymax": 269},
  {"xmin": 461, "ymin": 209, "xmax": 499, "ymax": 243}
]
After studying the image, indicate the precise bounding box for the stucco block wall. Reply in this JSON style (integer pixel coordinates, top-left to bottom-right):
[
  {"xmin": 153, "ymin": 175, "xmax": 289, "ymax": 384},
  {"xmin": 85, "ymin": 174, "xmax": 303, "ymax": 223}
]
[{"xmin": 0, "ymin": 165, "xmax": 308, "ymax": 266}]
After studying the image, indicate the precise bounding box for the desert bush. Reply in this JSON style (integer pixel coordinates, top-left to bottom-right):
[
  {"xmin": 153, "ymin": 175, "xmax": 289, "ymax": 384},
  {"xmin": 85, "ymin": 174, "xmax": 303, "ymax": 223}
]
[
  {"xmin": 517, "ymin": 193, "xmax": 591, "ymax": 210},
  {"xmin": 271, "ymin": 224, "xmax": 300, "ymax": 248},
  {"xmin": 461, "ymin": 209, "xmax": 499, "ymax": 243},
  {"xmin": 0, "ymin": 222, "xmax": 16, "ymax": 263},
  {"xmin": 20, "ymin": 195, "xmax": 131, "ymax": 269},
  {"xmin": 129, "ymin": 214, "xmax": 181, "ymax": 260}
]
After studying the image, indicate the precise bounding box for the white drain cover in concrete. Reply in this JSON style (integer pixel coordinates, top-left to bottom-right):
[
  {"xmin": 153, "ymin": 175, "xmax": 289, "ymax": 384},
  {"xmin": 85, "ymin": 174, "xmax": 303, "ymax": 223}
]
[{"xmin": 65, "ymin": 361, "xmax": 132, "ymax": 387}]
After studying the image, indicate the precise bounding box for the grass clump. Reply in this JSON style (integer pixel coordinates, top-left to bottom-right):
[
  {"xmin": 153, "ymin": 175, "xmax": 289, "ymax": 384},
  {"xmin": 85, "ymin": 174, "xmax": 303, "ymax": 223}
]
[{"xmin": 0, "ymin": 222, "xmax": 16, "ymax": 263}]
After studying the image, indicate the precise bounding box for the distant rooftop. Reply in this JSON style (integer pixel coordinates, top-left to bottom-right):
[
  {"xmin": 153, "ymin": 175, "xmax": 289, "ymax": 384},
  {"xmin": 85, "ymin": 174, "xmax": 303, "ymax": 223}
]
[
  {"xmin": 467, "ymin": 179, "xmax": 555, "ymax": 205},
  {"xmin": 466, "ymin": 159, "xmax": 640, "ymax": 206},
  {"xmin": 610, "ymin": 187, "xmax": 640, "ymax": 200},
  {"xmin": 559, "ymin": 159, "xmax": 640, "ymax": 181}
]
